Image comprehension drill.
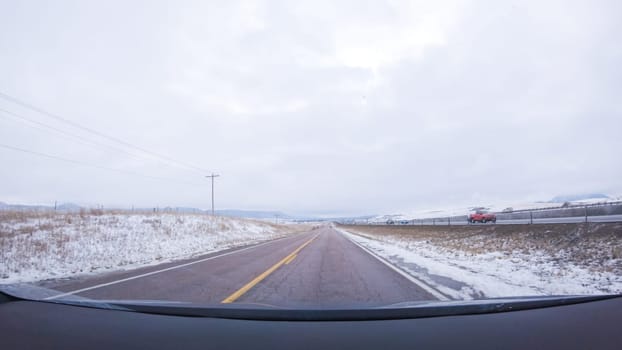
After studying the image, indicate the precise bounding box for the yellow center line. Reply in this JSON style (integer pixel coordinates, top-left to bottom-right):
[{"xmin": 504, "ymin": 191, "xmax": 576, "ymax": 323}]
[
  {"xmin": 284, "ymin": 253, "xmax": 297, "ymax": 265},
  {"xmin": 221, "ymin": 234, "xmax": 319, "ymax": 303}
]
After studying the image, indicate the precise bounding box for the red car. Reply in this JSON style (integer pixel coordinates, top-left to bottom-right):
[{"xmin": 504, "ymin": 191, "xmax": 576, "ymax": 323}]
[{"xmin": 468, "ymin": 209, "xmax": 496, "ymax": 223}]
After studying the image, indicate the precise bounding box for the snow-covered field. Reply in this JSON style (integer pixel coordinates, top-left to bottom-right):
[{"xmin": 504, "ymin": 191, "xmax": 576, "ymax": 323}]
[
  {"xmin": 338, "ymin": 224, "xmax": 622, "ymax": 299},
  {"xmin": 0, "ymin": 211, "xmax": 303, "ymax": 284}
]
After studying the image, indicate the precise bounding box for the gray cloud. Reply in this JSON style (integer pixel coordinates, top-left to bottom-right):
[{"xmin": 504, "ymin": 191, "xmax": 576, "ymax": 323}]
[{"xmin": 0, "ymin": 0, "xmax": 620, "ymax": 216}]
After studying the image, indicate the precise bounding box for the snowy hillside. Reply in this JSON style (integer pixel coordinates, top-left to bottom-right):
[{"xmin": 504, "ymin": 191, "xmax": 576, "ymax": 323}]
[
  {"xmin": 367, "ymin": 194, "xmax": 622, "ymax": 223},
  {"xmin": 0, "ymin": 211, "xmax": 304, "ymax": 284}
]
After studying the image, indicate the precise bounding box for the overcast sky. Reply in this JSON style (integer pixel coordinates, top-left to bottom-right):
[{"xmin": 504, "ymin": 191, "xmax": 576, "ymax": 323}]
[{"xmin": 0, "ymin": 0, "xmax": 620, "ymax": 216}]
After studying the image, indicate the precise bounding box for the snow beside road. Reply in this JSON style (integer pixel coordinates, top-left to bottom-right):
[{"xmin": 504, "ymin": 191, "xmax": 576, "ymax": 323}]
[
  {"xmin": 339, "ymin": 228, "xmax": 622, "ymax": 300},
  {"xmin": 0, "ymin": 212, "xmax": 297, "ymax": 284}
]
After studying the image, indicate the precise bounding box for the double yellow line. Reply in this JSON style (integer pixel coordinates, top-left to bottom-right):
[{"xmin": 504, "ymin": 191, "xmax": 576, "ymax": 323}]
[{"xmin": 221, "ymin": 234, "xmax": 318, "ymax": 303}]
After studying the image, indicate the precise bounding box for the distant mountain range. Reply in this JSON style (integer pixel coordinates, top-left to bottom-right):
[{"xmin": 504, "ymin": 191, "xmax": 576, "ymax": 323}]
[
  {"xmin": 0, "ymin": 201, "xmax": 373, "ymax": 222},
  {"xmin": 3, "ymin": 195, "xmax": 617, "ymax": 222},
  {"xmin": 157, "ymin": 208, "xmax": 319, "ymax": 220},
  {"xmin": 215, "ymin": 209, "xmax": 290, "ymax": 219},
  {"xmin": 0, "ymin": 201, "xmax": 89, "ymax": 212},
  {"xmin": 549, "ymin": 194, "xmax": 609, "ymax": 203},
  {"xmin": 0, "ymin": 202, "xmax": 290, "ymax": 217}
]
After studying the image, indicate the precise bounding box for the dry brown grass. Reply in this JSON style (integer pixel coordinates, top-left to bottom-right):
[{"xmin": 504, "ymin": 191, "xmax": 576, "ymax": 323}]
[{"xmin": 340, "ymin": 222, "xmax": 622, "ymax": 273}]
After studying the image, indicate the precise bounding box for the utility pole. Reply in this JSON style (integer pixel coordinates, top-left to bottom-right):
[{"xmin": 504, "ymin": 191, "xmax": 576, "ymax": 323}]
[{"xmin": 205, "ymin": 173, "xmax": 220, "ymax": 216}]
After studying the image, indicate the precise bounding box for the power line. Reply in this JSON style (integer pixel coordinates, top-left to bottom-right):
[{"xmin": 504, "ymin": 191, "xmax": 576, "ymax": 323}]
[
  {"xmin": 0, "ymin": 143, "xmax": 205, "ymax": 187},
  {"xmin": 0, "ymin": 107, "xmax": 158, "ymax": 165},
  {"xmin": 0, "ymin": 91, "xmax": 211, "ymax": 174}
]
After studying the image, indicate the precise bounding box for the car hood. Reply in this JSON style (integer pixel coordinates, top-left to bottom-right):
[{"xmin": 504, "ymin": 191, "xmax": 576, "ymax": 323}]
[{"xmin": 0, "ymin": 284, "xmax": 619, "ymax": 321}]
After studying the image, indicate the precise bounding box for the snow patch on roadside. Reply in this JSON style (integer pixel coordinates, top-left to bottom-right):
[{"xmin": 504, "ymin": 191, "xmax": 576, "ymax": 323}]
[
  {"xmin": 0, "ymin": 213, "xmax": 296, "ymax": 284},
  {"xmin": 338, "ymin": 228, "xmax": 621, "ymax": 300}
]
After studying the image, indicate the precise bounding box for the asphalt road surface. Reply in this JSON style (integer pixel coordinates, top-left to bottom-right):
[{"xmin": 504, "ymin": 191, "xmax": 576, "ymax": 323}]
[
  {"xmin": 43, "ymin": 226, "xmax": 439, "ymax": 307},
  {"xmin": 495, "ymin": 214, "xmax": 622, "ymax": 224},
  {"xmin": 393, "ymin": 214, "xmax": 622, "ymax": 226}
]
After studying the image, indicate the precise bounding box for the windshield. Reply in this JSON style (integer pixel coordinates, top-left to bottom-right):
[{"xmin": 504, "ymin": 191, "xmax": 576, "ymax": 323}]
[{"xmin": 0, "ymin": 1, "xmax": 620, "ymax": 309}]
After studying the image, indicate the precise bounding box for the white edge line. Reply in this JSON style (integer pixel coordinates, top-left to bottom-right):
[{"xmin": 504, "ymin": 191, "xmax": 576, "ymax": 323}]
[
  {"xmin": 337, "ymin": 228, "xmax": 450, "ymax": 301},
  {"xmin": 44, "ymin": 235, "xmax": 295, "ymax": 300}
]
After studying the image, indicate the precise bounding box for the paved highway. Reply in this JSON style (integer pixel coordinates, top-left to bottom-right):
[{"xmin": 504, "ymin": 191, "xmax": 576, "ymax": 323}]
[
  {"xmin": 44, "ymin": 226, "xmax": 441, "ymax": 307},
  {"xmin": 391, "ymin": 214, "xmax": 622, "ymax": 226},
  {"xmin": 496, "ymin": 214, "xmax": 622, "ymax": 224}
]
